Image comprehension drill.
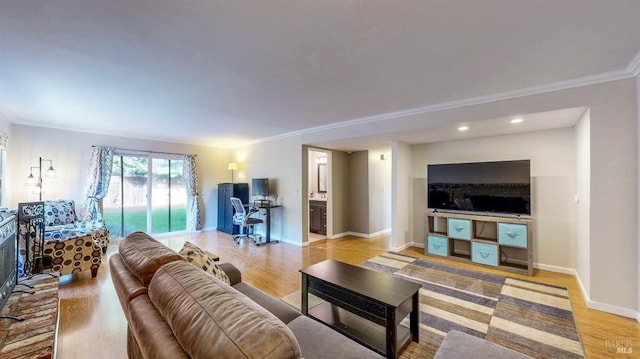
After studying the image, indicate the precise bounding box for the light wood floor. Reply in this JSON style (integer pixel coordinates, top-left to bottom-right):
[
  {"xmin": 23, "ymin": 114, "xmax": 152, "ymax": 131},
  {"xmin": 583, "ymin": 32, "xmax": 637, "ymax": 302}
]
[{"xmin": 56, "ymin": 231, "xmax": 639, "ymax": 359}]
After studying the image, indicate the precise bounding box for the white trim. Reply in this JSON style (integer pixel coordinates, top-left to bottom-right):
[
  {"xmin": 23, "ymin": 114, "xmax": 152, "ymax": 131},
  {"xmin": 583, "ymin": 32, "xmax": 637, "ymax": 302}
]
[
  {"xmin": 329, "ymin": 231, "xmax": 349, "ymax": 239},
  {"xmin": 369, "ymin": 228, "xmax": 391, "ymax": 238},
  {"xmin": 575, "ymin": 272, "xmax": 639, "ymax": 321},
  {"xmin": 249, "ymin": 69, "xmax": 635, "ymax": 147},
  {"xmin": 349, "ymin": 232, "xmax": 366, "ymax": 238},
  {"xmin": 533, "ymin": 262, "xmax": 577, "ymax": 276},
  {"xmin": 627, "ymin": 49, "xmax": 640, "ymax": 76},
  {"xmin": 390, "ymin": 241, "xmax": 422, "ymax": 252},
  {"xmin": 575, "ymin": 272, "xmax": 590, "ymax": 307},
  {"xmin": 587, "ymin": 300, "xmax": 639, "ymax": 320},
  {"xmin": 330, "ymin": 228, "xmax": 391, "ymax": 239}
]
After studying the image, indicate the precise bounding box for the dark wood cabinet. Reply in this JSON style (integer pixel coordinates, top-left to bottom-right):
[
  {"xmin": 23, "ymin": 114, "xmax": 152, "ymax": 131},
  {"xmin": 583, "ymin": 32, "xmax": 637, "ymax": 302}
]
[
  {"xmin": 217, "ymin": 183, "xmax": 248, "ymax": 234},
  {"xmin": 309, "ymin": 200, "xmax": 327, "ymax": 235}
]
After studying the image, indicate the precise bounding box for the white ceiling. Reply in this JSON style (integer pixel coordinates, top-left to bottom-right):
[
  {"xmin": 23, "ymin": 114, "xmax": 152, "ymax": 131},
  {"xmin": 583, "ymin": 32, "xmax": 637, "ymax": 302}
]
[{"xmin": 0, "ymin": 1, "xmax": 638, "ymax": 150}]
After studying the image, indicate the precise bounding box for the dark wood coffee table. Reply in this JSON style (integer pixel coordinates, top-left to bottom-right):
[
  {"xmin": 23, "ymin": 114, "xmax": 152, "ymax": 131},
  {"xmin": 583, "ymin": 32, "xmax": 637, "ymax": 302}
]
[{"xmin": 299, "ymin": 259, "xmax": 421, "ymax": 359}]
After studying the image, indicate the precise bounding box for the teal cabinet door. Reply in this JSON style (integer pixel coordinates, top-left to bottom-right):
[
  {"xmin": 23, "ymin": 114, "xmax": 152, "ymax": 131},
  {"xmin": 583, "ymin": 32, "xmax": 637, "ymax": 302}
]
[
  {"xmin": 427, "ymin": 235, "xmax": 448, "ymax": 257},
  {"xmin": 472, "ymin": 242, "xmax": 498, "ymax": 267},
  {"xmin": 498, "ymin": 223, "xmax": 528, "ymax": 248},
  {"xmin": 448, "ymin": 218, "xmax": 471, "ymax": 240}
]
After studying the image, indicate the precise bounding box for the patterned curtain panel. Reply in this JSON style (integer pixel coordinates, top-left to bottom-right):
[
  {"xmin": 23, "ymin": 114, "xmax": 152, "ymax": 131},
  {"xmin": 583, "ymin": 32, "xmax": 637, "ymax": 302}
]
[
  {"xmin": 183, "ymin": 154, "xmax": 202, "ymax": 231},
  {"xmin": 80, "ymin": 146, "xmax": 114, "ymax": 221}
]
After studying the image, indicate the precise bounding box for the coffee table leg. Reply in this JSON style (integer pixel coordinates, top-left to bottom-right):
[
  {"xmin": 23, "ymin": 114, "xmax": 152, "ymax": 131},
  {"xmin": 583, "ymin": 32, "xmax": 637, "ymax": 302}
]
[
  {"xmin": 301, "ymin": 274, "xmax": 309, "ymax": 315},
  {"xmin": 411, "ymin": 291, "xmax": 419, "ymax": 342},
  {"xmin": 386, "ymin": 308, "xmax": 396, "ymax": 359}
]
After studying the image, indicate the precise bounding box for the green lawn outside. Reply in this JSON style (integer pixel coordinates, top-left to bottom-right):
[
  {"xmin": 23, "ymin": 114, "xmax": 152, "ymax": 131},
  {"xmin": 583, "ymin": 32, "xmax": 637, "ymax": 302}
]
[{"xmin": 103, "ymin": 208, "xmax": 186, "ymax": 237}]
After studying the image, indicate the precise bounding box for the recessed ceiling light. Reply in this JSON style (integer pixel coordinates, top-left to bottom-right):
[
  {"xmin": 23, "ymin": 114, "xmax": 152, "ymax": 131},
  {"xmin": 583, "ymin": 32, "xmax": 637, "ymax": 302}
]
[
  {"xmin": 458, "ymin": 126, "xmax": 469, "ymax": 131},
  {"xmin": 511, "ymin": 118, "xmax": 523, "ymax": 124}
]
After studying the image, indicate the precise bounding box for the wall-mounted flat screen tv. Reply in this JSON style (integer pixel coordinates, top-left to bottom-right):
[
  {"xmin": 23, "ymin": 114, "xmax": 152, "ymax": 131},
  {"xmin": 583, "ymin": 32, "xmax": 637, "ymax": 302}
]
[{"xmin": 427, "ymin": 160, "xmax": 531, "ymax": 216}]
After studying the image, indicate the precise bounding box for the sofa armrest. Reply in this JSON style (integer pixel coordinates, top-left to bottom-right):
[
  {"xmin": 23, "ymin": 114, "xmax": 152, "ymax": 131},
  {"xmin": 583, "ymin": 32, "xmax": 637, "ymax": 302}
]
[{"xmin": 218, "ymin": 263, "xmax": 242, "ymax": 285}]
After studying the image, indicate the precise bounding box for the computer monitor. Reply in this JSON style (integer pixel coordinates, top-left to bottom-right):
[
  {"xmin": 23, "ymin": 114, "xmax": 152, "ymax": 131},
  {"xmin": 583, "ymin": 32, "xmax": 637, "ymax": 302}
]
[{"xmin": 252, "ymin": 178, "xmax": 269, "ymax": 197}]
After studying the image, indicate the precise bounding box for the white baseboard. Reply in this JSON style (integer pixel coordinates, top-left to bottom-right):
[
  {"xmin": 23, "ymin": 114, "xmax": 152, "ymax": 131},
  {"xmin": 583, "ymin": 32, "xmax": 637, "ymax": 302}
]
[
  {"xmin": 587, "ymin": 300, "xmax": 639, "ymax": 320},
  {"xmin": 390, "ymin": 241, "xmax": 421, "ymax": 252},
  {"xmin": 330, "ymin": 229, "xmax": 390, "ymax": 239},
  {"xmin": 534, "ymin": 262, "xmax": 577, "ymax": 276},
  {"xmin": 574, "ymin": 272, "xmax": 639, "ymax": 321},
  {"xmin": 329, "ymin": 232, "xmax": 349, "ymax": 239}
]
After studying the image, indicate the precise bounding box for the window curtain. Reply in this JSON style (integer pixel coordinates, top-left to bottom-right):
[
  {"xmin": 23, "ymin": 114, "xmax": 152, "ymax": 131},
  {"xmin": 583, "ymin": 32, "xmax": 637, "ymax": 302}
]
[
  {"xmin": 183, "ymin": 154, "xmax": 202, "ymax": 231},
  {"xmin": 80, "ymin": 146, "xmax": 114, "ymax": 221}
]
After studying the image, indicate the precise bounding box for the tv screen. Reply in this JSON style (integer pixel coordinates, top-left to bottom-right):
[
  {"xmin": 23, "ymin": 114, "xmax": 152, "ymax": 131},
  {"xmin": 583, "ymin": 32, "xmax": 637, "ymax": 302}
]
[
  {"xmin": 252, "ymin": 178, "xmax": 269, "ymax": 196},
  {"xmin": 427, "ymin": 160, "xmax": 531, "ymax": 215}
]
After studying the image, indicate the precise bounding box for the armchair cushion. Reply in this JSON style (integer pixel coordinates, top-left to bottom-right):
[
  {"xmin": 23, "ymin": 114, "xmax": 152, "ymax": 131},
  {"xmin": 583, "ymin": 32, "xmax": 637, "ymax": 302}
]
[
  {"xmin": 43, "ymin": 200, "xmax": 110, "ymax": 252},
  {"xmin": 44, "ymin": 200, "xmax": 77, "ymax": 227}
]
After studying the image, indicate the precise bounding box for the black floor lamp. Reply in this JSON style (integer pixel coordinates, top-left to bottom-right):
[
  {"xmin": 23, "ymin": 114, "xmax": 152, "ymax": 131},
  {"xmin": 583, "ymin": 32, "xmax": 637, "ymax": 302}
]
[{"xmin": 25, "ymin": 157, "xmax": 56, "ymax": 201}]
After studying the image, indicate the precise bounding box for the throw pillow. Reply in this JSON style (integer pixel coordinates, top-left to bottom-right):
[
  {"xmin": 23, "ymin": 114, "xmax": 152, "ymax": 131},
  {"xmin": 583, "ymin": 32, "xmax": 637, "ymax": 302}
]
[{"xmin": 179, "ymin": 241, "xmax": 230, "ymax": 285}]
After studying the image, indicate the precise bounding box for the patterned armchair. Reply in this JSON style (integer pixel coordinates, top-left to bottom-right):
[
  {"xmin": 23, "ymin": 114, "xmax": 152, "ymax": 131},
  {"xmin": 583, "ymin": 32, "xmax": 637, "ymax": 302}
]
[
  {"xmin": 43, "ymin": 200, "xmax": 110, "ymax": 253},
  {"xmin": 43, "ymin": 233, "xmax": 102, "ymax": 277},
  {"xmin": 17, "ymin": 201, "xmax": 103, "ymax": 278}
]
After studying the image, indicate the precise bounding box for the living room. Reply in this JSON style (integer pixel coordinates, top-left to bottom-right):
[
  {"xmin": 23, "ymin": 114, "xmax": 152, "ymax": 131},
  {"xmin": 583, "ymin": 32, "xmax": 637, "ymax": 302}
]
[{"xmin": 1, "ymin": 1, "xmax": 639, "ymax": 358}]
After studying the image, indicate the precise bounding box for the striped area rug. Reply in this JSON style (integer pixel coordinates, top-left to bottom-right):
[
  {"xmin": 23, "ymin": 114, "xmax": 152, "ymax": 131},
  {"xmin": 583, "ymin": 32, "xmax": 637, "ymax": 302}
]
[{"xmin": 360, "ymin": 253, "xmax": 585, "ymax": 359}]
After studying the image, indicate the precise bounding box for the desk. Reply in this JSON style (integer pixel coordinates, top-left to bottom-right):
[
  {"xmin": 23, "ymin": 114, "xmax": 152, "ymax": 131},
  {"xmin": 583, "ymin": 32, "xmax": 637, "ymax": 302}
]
[{"xmin": 247, "ymin": 202, "xmax": 281, "ymax": 245}]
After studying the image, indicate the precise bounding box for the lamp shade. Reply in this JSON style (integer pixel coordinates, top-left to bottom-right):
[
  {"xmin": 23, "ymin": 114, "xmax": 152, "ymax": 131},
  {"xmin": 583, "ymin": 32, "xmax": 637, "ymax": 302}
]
[
  {"xmin": 46, "ymin": 165, "xmax": 57, "ymax": 178},
  {"xmin": 25, "ymin": 174, "xmax": 36, "ymax": 186},
  {"xmin": 227, "ymin": 162, "xmax": 238, "ymax": 170}
]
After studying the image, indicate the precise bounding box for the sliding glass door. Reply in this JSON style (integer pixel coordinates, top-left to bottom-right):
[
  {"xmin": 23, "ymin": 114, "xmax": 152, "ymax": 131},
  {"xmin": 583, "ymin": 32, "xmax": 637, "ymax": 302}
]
[
  {"xmin": 103, "ymin": 153, "xmax": 186, "ymax": 238},
  {"xmin": 150, "ymin": 159, "xmax": 186, "ymax": 233}
]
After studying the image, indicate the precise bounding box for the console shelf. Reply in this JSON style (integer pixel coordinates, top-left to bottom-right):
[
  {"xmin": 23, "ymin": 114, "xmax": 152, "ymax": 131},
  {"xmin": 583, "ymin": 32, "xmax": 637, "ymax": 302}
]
[{"xmin": 425, "ymin": 211, "xmax": 533, "ymax": 276}]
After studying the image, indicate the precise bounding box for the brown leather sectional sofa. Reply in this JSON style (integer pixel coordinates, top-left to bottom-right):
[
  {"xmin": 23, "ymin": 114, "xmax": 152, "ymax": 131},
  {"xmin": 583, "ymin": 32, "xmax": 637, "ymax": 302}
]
[{"xmin": 110, "ymin": 231, "xmax": 382, "ymax": 358}]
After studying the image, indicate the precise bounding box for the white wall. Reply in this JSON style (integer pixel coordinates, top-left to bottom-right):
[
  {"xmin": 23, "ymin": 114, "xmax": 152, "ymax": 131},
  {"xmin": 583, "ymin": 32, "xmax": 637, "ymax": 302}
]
[
  {"xmin": 232, "ymin": 136, "xmax": 303, "ymax": 245},
  {"xmin": 368, "ymin": 146, "xmax": 391, "ymax": 234},
  {"xmin": 412, "ymin": 128, "xmax": 577, "ymax": 270},
  {"xmin": 586, "ymin": 81, "xmax": 637, "ymax": 313},
  {"xmin": 0, "ymin": 113, "xmax": 10, "ymax": 137},
  {"xmin": 0, "ymin": 113, "xmax": 11, "ymax": 208},
  {"xmin": 575, "ymin": 110, "xmax": 591, "ymax": 296},
  {"xmin": 8, "ymin": 124, "xmax": 231, "ymax": 230},
  {"xmin": 391, "ymin": 141, "xmax": 412, "ymax": 250},
  {"xmin": 306, "ymin": 78, "xmax": 638, "ymax": 316}
]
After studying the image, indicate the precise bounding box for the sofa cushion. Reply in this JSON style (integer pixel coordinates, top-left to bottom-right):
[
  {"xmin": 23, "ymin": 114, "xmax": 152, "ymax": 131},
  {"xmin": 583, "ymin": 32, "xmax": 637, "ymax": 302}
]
[
  {"xmin": 109, "ymin": 254, "xmax": 148, "ymax": 321},
  {"xmin": 287, "ymin": 316, "xmax": 383, "ymax": 359},
  {"xmin": 179, "ymin": 241, "xmax": 230, "ymax": 284},
  {"xmin": 119, "ymin": 231, "xmax": 185, "ymax": 286},
  {"xmin": 233, "ymin": 282, "xmax": 301, "ymax": 325},
  {"xmin": 44, "ymin": 200, "xmax": 77, "ymax": 227},
  {"xmin": 149, "ymin": 261, "xmax": 302, "ymax": 359},
  {"xmin": 128, "ymin": 295, "xmax": 189, "ymax": 359}
]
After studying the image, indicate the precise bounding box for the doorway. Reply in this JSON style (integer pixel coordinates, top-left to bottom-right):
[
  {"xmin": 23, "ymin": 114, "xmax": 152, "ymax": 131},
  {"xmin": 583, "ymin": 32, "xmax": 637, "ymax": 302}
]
[
  {"xmin": 308, "ymin": 149, "xmax": 330, "ymax": 242},
  {"xmin": 103, "ymin": 153, "xmax": 187, "ymax": 238}
]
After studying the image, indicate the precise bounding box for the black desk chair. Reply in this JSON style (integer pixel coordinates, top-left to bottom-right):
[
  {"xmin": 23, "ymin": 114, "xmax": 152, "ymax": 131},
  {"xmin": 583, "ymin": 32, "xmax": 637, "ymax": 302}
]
[{"xmin": 230, "ymin": 197, "xmax": 263, "ymax": 245}]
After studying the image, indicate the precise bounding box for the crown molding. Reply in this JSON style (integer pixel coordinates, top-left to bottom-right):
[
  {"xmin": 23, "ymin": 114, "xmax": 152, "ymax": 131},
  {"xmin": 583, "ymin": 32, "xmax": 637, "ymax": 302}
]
[
  {"xmin": 627, "ymin": 50, "xmax": 640, "ymax": 76},
  {"xmin": 257, "ymin": 69, "xmax": 636, "ymax": 144},
  {"xmin": 241, "ymin": 64, "xmax": 639, "ymax": 149}
]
